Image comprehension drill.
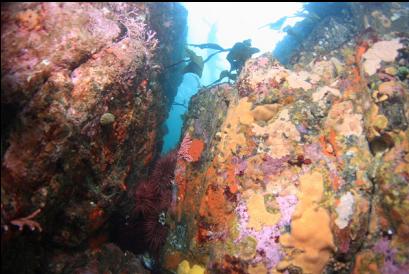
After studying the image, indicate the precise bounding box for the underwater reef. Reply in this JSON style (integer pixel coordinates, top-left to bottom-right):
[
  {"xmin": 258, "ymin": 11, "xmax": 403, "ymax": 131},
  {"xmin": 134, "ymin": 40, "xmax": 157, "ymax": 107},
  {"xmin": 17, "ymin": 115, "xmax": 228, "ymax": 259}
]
[
  {"xmin": 1, "ymin": 2, "xmax": 409, "ymax": 274},
  {"xmin": 162, "ymin": 2, "xmax": 409, "ymax": 274},
  {"xmin": 1, "ymin": 2, "xmax": 187, "ymax": 273}
]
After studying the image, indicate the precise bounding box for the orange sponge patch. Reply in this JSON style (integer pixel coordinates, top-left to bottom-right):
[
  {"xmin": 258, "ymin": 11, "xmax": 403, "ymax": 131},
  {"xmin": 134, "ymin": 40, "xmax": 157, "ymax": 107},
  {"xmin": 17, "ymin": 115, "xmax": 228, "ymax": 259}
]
[{"xmin": 189, "ymin": 139, "xmax": 205, "ymax": 162}]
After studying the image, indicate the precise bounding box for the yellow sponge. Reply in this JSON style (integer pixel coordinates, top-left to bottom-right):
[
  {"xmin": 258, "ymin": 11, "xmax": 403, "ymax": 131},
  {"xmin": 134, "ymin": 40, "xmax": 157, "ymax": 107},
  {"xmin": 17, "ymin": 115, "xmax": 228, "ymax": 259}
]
[
  {"xmin": 177, "ymin": 260, "xmax": 190, "ymax": 274},
  {"xmin": 189, "ymin": 264, "xmax": 205, "ymax": 274},
  {"xmin": 177, "ymin": 260, "xmax": 205, "ymax": 274}
]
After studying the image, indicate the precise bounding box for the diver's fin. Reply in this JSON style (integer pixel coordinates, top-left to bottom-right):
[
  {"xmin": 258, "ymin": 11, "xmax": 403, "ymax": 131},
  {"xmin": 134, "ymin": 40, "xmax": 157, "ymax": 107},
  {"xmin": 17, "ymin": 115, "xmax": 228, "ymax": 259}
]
[
  {"xmin": 203, "ymin": 48, "xmax": 231, "ymax": 64},
  {"xmin": 188, "ymin": 43, "xmax": 225, "ymax": 51}
]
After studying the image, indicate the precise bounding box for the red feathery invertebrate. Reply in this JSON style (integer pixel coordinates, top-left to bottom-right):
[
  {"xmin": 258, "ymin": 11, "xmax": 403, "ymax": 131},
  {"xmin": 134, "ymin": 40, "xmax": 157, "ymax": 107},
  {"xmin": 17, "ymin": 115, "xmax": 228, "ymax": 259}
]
[
  {"xmin": 178, "ymin": 133, "xmax": 193, "ymax": 161},
  {"xmin": 177, "ymin": 134, "xmax": 205, "ymax": 163}
]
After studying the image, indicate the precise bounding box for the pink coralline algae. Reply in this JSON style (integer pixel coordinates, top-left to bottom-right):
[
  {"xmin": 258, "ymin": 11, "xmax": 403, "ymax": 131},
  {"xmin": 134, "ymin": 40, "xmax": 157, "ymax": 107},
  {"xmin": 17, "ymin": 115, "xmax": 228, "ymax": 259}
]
[
  {"xmin": 303, "ymin": 143, "xmax": 323, "ymax": 162},
  {"xmin": 235, "ymin": 194, "xmax": 298, "ymax": 269},
  {"xmin": 276, "ymin": 195, "xmax": 298, "ymax": 227},
  {"xmin": 382, "ymin": 260, "xmax": 409, "ymax": 274},
  {"xmin": 232, "ymin": 156, "xmax": 247, "ymax": 176},
  {"xmin": 374, "ymin": 237, "xmax": 393, "ymax": 255},
  {"xmin": 262, "ymin": 155, "xmax": 289, "ymax": 176},
  {"xmin": 373, "ymin": 238, "xmax": 409, "ymax": 274},
  {"xmin": 258, "ymin": 57, "xmax": 269, "ymax": 68},
  {"xmin": 116, "ymin": 9, "xmax": 158, "ymax": 50}
]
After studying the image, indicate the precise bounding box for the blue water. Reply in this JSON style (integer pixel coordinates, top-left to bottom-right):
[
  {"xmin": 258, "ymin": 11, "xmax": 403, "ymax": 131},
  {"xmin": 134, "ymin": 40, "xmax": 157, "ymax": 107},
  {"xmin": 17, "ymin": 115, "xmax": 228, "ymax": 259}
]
[
  {"xmin": 161, "ymin": 3, "xmax": 305, "ymax": 154},
  {"xmin": 161, "ymin": 73, "xmax": 201, "ymax": 154}
]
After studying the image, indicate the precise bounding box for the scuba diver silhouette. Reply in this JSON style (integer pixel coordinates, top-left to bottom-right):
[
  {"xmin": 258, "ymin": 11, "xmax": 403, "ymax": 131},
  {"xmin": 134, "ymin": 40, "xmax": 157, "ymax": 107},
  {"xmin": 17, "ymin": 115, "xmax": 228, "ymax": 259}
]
[
  {"xmin": 181, "ymin": 39, "xmax": 259, "ymax": 86},
  {"xmin": 166, "ymin": 39, "xmax": 260, "ymax": 88},
  {"xmin": 226, "ymin": 39, "xmax": 260, "ymax": 74}
]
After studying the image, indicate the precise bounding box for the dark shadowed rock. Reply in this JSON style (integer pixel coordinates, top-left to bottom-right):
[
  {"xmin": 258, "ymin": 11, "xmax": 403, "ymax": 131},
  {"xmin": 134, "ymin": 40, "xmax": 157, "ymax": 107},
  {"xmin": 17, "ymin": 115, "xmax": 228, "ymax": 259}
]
[{"xmin": 1, "ymin": 2, "xmax": 186, "ymax": 273}]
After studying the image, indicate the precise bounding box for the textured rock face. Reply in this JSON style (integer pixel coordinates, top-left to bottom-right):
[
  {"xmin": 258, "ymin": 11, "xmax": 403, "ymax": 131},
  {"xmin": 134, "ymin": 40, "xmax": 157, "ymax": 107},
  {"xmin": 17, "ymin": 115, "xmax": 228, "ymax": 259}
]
[
  {"xmin": 47, "ymin": 243, "xmax": 150, "ymax": 274},
  {"xmin": 163, "ymin": 4, "xmax": 408, "ymax": 274},
  {"xmin": 1, "ymin": 2, "xmax": 186, "ymax": 273},
  {"xmin": 276, "ymin": 2, "xmax": 409, "ymax": 67}
]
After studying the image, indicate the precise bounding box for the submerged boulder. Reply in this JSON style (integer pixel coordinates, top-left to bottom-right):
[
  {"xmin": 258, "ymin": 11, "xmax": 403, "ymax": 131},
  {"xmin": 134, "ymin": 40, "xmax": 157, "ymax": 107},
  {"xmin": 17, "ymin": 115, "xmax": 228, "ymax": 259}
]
[
  {"xmin": 162, "ymin": 5, "xmax": 409, "ymax": 273},
  {"xmin": 1, "ymin": 2, "xmax": 187, "ymax": 273}
]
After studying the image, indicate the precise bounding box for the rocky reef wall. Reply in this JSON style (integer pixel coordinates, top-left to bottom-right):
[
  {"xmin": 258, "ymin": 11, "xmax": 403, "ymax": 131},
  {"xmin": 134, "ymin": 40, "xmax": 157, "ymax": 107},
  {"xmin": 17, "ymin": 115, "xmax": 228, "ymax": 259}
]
[
  {"xmin": 163, "ymin": 2, "xmax": 408, "ymax": 274},
  {"xmin": 274, "ymin": 2, "xmax": 409, "ymax": 67},
  {"xmin": 1, "ymin": 2, "xmax": 186, "ymax": 273}
]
